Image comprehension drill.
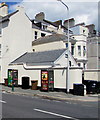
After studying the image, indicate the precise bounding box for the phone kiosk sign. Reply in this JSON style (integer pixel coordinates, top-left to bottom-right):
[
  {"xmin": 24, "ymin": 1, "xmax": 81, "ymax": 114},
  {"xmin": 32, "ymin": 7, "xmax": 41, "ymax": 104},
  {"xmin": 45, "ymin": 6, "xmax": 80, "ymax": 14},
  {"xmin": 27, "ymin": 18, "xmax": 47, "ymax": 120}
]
[
  {"xmin": 41, "ymin": 71, "xmax": 48, "ymax": 91},
  {"xmin": 8, "ymin": 69, "xmax": 13, "ymax": 86},
  {"xmin": 8, "ymin": 69, "xmax": 18, "ymax": 86}
]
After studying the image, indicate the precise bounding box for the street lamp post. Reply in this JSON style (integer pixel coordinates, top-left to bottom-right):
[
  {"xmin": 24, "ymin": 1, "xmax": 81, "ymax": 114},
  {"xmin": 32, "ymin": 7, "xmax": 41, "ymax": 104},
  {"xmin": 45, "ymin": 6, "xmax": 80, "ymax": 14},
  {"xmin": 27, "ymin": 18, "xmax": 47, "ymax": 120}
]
[{"xmin": 57, "ymin": 0, "xmax": 70, "ymax": 93}]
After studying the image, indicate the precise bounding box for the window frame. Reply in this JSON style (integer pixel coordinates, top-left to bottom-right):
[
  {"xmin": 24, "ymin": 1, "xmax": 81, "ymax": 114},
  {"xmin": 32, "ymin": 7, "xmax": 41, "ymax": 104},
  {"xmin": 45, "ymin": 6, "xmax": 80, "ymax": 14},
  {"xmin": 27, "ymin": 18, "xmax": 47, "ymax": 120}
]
[
  {"xmin": 78, "ymin": 45, "xmax": 81, "ymax": 56},
  {"xmin": 34, "ymin": 31, "xmax": 38, "ymax": 40}
]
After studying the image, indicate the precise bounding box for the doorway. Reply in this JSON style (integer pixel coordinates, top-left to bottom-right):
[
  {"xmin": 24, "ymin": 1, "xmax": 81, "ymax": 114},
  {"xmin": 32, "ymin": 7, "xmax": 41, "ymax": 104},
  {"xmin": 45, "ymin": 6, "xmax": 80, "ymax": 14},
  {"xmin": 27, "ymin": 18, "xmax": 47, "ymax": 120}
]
[
  {"xmin": 41, "ymin": 70, "xmax": 54, "ymax": 91},
  {"xmin": 48, "ymin": 70, "xmax": 54, "ymax": 91},
  {"xmin": 22, "ymin": 77, "xmax": 30, "ymax": 89}
]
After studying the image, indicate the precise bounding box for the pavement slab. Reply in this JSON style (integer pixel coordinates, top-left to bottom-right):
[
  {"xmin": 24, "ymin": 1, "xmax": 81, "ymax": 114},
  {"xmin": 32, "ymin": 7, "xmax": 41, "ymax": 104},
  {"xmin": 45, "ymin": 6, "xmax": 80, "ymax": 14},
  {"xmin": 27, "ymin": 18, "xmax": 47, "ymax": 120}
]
[{"xmin": 1, "ymin": 85, "xmax": 99, "ymax": 102}]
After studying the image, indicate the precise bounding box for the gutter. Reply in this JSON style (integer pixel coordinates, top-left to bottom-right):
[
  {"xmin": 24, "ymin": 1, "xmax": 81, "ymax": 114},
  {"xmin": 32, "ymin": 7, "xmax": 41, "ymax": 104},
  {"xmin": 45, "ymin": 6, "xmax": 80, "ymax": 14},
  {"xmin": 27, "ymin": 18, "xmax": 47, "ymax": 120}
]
[
  {"xmin": 23, "ymin": 63, "xmax": 53, "ymax": 70},
  {"xmin": 83, "ymin": 69, "xmax": 100, "ymax": 72},
  {"xmin": 23, "ymin": 63, "xmax": 82, "ymax": 70}
]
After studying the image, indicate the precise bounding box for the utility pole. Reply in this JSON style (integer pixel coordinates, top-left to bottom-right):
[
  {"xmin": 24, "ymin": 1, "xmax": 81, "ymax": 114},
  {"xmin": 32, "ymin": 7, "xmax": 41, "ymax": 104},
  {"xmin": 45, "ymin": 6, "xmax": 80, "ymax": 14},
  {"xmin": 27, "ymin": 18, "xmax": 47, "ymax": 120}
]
[{"xmin": 57, "ymin": 0, "xmax": 70, "ymax": 93}]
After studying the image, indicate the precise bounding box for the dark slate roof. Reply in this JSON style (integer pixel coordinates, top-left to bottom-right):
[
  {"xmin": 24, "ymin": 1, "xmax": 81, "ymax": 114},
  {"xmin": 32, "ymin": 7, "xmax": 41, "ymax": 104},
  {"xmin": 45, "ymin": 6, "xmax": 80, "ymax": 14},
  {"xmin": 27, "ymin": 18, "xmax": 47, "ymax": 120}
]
[
  {"xmin": 32, "ymin": 19, "xmax": 50, "ymax": 26},
  {"xmin": 32, "ymin": 23, "xmax": 53, "ymax": 33},
  {"xmin": 0, "ymin": 10, "xmax": 19, "ymax": 23},
  {"xmin": 64, "ymin": 18, "xmax": 75, "ymax": 23},
  {"xmin": 32, "ymin": 34, "xmax": 76, "ymax": 46},
  {"xmin": 11, "ymin": 49, "xmax": 67, "ymax": 65},
  {"xmin": 31, "ymin": 19, "xmax": 58, "ymax": 27},
  {"xmin": 53, "ymin": 20, "xmax": 62, "ymax": 26},
  {"xmin": 70, "ymin": 22, "xmax": 85, "ymax": 28},
  {"xmin": 43, "ymin": 19, "xmax": 58, "ymax": 27},
  {"xmin": 32, "ymin": 23, "xmax": 40, "ymax": 29}
]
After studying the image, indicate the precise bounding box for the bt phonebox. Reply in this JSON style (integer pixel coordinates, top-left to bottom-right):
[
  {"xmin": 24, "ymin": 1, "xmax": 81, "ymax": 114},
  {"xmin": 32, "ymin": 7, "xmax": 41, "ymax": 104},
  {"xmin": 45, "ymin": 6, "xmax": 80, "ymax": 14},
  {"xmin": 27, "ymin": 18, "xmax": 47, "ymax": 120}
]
[{"xmin": 41, "ymin": 70, "xmax": 48, "ymax": 91}]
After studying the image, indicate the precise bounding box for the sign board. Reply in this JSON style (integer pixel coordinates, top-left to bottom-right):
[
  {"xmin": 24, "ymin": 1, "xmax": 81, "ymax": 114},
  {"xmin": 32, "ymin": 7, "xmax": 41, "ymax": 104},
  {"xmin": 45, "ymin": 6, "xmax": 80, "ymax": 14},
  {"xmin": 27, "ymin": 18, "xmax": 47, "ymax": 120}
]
[
  {"xmin": 8, "ymin": 69, "xmax": 13, "ymax": 86},
  {"xmin": 8, "ymin": 69, "xmax": 18, "ymax": 86},
  {"xmin": 41, "ymin": 71, "xmax": 48, "ymax": 91}
]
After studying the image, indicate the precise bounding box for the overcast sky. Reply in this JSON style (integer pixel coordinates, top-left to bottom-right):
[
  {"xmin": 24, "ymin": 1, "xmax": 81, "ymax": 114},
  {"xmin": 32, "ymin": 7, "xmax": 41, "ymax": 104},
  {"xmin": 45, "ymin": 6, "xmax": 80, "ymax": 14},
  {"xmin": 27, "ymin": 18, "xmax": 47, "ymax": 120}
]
[{"xmin": 2, "ymin": 0, "xmax": 99, "ymax": 30}]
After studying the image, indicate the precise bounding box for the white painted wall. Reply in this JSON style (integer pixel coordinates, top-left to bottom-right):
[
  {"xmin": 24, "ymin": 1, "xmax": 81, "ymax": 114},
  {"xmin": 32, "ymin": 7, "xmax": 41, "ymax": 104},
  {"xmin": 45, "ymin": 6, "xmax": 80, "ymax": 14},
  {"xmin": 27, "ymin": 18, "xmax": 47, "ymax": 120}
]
[
  {"xmin": 69, "ymin": 69, "xmax": 82, "ymax": 89},
  {"xmin": 0, "ymin": 33, "xmax": 1, "ymax": 76},
  {"xmin": 71, "ymin": 25, "xmax": 89, "ymax": 37},
  {"xmin": 55, "ymin": 51, "xmax": 78, "ymax": 67},
  {"xmin": 72, "ymin": 35, "xmax": 87, "ymax": 58},
  {"xmin": 71, "ymin": 35, "xmax": 87, "ymax": 68},
  {"xmin": 54, "ymin": 69, "xmax": 66, "ymax": 89},
  {"xmin": 7, "ymin": 49, "xmax": 82, "ymax": 90},
  {"xmin": 32, "ymin": 28, "xmax": 51, "ymax": 41},
  {"xmin": 70, "ymin": 24, "xmax": 88, "ymax": 68},
  {"xmin": 54, "ymin": 69, "xmax": 82, "ymax": 89},
  {"xmin": 0, "ymin": 4, "xmax": 8, "ymax": 16},
  {"xmin": 84, "ymin": 70, "xmax": 99, "ymax": 81},
  {"xmin": 9, "ymin": 64, "xmax": 82, "ymax": 90},
  {"xmin": 33, "ymin": 41, "xmax": 65, "ymax": 52},
  {"xmin": 47, "ymin": 25, "xmax": 57, "ymax": 33},
  {"xmin": 54, "ymin": 51, "xmax": 82, "ymax": 90},
  {"xmin": 32, "ymin": 40, "xmax": 72, "ymax": 52},
  {"xmin": 1, "ymin": 7, "xmax": 32, "ymax": 83},
  {"xmin": 79, "ymin": 26, "xmax": 89, "ymax": 37},
  {"xmin": 8, "ymin": 65, "xmax": 41, "ymax": 86}
]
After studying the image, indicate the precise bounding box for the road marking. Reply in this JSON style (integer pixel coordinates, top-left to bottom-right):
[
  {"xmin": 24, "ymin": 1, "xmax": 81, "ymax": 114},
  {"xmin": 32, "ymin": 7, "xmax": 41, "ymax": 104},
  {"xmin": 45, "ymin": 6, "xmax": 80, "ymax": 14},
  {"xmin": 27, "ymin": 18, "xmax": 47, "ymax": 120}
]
[
  {"xmin": 2, "ymin": 91, "xmax": 6, "ymax": 93},
  {"xmin": 0, "ymin": 100, "xmax": 6, "ymax": 104},
  {"xmin": 34, "ymin": 108, "xmax": 79, "ymax": 120},
  {"xmin": 47, "ymin": 100, "xmax": 50, "ymax": 101},
  {"xmin": 66, "ymin": 102, "xmax": 69, "ymax": 104},
  {"xmin": 66, "ymin": 102, "xmax": 72, "ymax": 104},
  {"xmin": 73, "ymin": 103, "xmax": 77, "ymax": 105},
  {"xmin": 53, "ymin": 100, "xmax": 61, "ymax": 103}
]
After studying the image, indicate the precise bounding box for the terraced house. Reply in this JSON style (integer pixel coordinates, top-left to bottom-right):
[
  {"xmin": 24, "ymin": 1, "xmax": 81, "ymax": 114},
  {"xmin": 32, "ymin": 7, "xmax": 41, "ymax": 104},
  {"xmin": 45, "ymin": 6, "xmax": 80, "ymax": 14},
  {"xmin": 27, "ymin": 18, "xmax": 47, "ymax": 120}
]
[{"xmin": 0, "ymin": 2, "xmax": 98, "ymax": 93}]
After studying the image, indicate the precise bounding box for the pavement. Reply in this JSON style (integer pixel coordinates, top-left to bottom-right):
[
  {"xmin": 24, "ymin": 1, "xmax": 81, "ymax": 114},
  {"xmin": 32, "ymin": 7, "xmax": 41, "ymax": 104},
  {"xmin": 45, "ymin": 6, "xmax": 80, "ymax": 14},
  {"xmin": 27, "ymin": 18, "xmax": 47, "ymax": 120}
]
[{"xmin": 1, "ymin": 85, "xmax": 99, "ymax": 102}]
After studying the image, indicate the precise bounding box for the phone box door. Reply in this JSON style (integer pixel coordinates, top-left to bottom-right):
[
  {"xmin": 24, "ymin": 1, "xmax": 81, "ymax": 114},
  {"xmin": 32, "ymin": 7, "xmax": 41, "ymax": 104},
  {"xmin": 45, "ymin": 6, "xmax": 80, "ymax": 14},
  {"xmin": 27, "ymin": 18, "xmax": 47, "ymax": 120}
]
[{"xmin": 41, "ymin": 70, "xmax": 48, "ymax": 91}]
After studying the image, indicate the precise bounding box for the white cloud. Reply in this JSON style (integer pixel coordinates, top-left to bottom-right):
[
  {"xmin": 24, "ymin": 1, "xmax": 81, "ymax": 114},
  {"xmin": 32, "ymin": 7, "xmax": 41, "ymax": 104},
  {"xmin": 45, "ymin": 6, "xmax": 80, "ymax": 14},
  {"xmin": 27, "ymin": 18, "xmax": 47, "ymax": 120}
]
[
  {"xmin": 3, "ymin": 0, "xmax": 99, "ymax": 2},
  {"xmin": 8, "ymin": 1, "xmax": 99, "ymax": 30},
  {"xmin": 75, "ymin": 14, "xmax": 90, "ymax": 24},
  {"xmin": 9, "ymin": 3, "xmax": 23, "ymax": 12}
]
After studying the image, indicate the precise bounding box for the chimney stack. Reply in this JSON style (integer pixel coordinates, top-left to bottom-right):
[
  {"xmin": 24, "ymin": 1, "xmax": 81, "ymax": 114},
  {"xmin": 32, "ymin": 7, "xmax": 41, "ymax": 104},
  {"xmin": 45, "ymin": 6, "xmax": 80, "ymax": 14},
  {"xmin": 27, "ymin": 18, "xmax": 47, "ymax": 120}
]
[
  {"xmin": 35, "ymin": 12, "xmax": 45, "ymax": 21},
  {"xmin": 16, "ymin": 6, "xmax": 25, "ymax": 13},
  {"xmin": 0, "ymin": 2, "xmax": 8, "ymax": 16},
  {"xmin": 63, "ymin": 18, "xmax": 75, "ymax": 28}
]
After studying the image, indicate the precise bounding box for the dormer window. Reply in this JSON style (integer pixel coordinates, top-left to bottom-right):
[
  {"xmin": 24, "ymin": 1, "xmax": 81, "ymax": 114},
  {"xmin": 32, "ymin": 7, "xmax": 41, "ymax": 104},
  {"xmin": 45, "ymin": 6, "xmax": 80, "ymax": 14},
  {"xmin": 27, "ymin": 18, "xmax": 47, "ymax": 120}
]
[
  {"xmin": 78, "ymin": 63, "xmax": 81, "ymax": 67},
  {"xmin": 71, "ymin": 44, "xmax": 74, "ymax": 55},
  {"xmin": 41, "ymin": 33, "xmax": 46, "ymax": 37},
  {"xmin": 83, "ymin": 46, "xmax": 86, "ymax": 56},
  {"xmin": 34, "ymin": 31, "xmax": 38, "ymax": 39},
  {"xmin": 66, "ymin": 43, "xmax": 68, "ymax": 48},
  {"xmin": 42, "ymin": 25, "xmax": 47, "ymax": 30},
  {"xmin": 69, "ymin": 61, "xmax": 71, "ymax": 66},
  {"xmin": 0, "ymin": 44, "xmax": 1, "ymax": 56},
  {"xmin": 78, "ymin": 46, "xmax": 81, "ymax": 56},
  {"xmin": 83, "ymin": 30, "xmax": 85, "ymax": 33},
  {"xmin": 0, "ymin": 29, "xmax": 2, "ymax": 35}
]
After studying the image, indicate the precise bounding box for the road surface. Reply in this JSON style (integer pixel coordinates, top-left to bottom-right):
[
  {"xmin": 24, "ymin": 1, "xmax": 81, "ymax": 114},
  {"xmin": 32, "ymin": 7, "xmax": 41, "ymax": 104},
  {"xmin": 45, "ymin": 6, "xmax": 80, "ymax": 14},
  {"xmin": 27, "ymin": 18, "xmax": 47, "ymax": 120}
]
[{"xmin": 1, "ymin": 92, "xmax": 99, "ymax": 119}]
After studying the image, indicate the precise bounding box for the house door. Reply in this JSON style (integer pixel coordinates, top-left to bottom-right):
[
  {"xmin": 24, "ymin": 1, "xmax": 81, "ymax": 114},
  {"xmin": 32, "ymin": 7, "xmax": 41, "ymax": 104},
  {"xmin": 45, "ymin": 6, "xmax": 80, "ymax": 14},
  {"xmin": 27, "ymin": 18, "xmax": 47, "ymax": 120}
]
[{"xmin": 22, "ymin": 77, "xmax": 30, "ymax": 89}]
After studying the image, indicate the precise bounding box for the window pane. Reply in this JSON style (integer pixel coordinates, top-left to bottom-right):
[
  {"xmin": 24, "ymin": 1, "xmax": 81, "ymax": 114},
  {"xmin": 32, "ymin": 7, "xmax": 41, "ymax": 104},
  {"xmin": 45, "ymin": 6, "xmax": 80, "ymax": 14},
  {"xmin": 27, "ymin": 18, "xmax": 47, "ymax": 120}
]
[
  {"xmin": 69, "ymin": 61, "xmax": 71, "ymax": 66},
  {"xmin": 34, "ymin": 31, "xmax": 38, "ymax": 39},
  {"xmin": 41, "ymin": 33, "xmax": 45, "ymax": 37},
  {"xmin": 66, "ymin": 43, "xmax": 68, "ymax": 48},
  {"xmin": 83, "ymin": 46, "xmax": 86, "ymax": 56},
  {"xmin": 78, "ymin": 63, "xmax": 80, "ymax": 66},
  {"xmin": 71, "ymin": 44, "xmax": 74, "ymax": 55},
  {"xmin": 78, "ymin": 46, "xmax": 81, "ymax": 56}
]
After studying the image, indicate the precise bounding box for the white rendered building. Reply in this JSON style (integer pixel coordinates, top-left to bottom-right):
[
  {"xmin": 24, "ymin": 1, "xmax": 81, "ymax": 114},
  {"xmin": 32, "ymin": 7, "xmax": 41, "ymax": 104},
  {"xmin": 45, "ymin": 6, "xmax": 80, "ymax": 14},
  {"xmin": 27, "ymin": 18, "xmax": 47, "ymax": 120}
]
[
  {"xmin": 0, "ymin": 4, "xmax": 32, "ymax": 83},
  {"xmin": 70, "ymin": 23, "xmax": 89, "ymax": 69}
]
